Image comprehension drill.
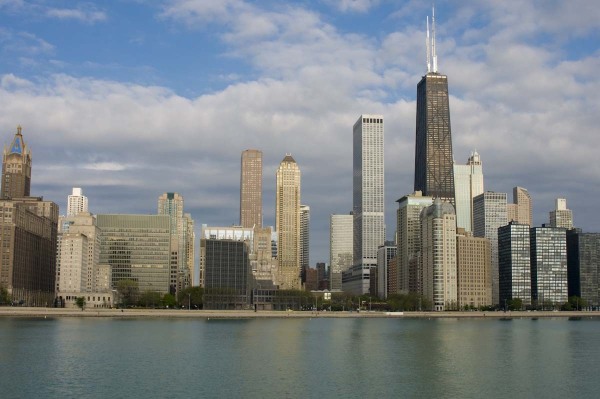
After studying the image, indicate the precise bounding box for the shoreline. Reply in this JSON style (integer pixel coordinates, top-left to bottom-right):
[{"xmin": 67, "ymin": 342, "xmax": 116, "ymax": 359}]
[{"xmin": 1, "ymin": 307, "xmax": 599, "ymax": 319}]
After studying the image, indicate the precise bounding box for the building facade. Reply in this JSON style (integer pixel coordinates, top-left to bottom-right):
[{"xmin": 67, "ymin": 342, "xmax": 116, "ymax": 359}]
[
  {"xmin": 376, "ymin": 242, "xmax": 396, "ymax": 299},
  {"xmin": 1, "ymin": 126, "xmax": 31, "ymax": 199},
  {"xmin": 473, "ymin": 191, "xmax": 508, "ymax": 305},
  {"xmin": 396, "ymin": 191, "xmax": 433, "ymax": 295},
  {"xmin": 67, "ymin": 187, "xmax": 88, "ymax": 217},
  {"xmin": 97, "ymin": 214, "xmax": 171, "ymax": 295},
  {"xmin": 329, "ymin": 214, "xmax": 353, "ymax": 291},
  {"xmin": 300, "ymin": 204, "xmax": 310, "ymax": 284},
  {"xmin": 158, "ymin": 192, "xmax": 195, "ymax": 293},
  {"xmin": 349, "ymin": 114, "xmax": 385, "ymax": 295},
  {"xmin": 567, "ymin": 230, "xmax": 600, "ymax": 308},
  {"xmin": 530, "ymin": 227, "xmax": 567, "ymax": 307},
  {"xmin": 550, "ymin": 198, "xmax": 573, "ymax": 229},
  {"xmin": 240, "ymin": 149, "xmax": 263, "ymax": 228},
  {"xmin": 498, "ymin": 222, "xmax": 532, "ymax": 307},
  {"xmin": 276, "ymin": 154, "xmax": 301, "ymax": 290},
  {"xmin": 456, "ymin": 229, "xmax": 492, "ymax": 308},
  {"xmin": 453, "ymin": 151, "xmax": 484, "ymax": 232},
  {"xmin": 507, "ymin": 187, "xmax": 532, "ymax": 226},
  {"xmin": 421, "ymin": 199, "xmax": 457, "ymax": 311}
]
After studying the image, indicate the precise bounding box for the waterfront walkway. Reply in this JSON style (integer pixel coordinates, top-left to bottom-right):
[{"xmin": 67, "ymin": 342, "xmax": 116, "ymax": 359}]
[{"xmin": 1, "ymin": 307, "xmax": 599, "ymax": 319}]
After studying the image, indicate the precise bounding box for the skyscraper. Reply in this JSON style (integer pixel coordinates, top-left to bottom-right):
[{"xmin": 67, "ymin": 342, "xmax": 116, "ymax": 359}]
[
  {"xmin": 276, "ymin": 154, "xmax": 301, "ymax": 290},
  {"xmin": 507, "ymin": 186, "xmax": 532, "ymax": 226},
  {"xmin": 498, "ymin": 222, "xmax": 532, "ymax": 307},
  {"xmin": 158, "ymin": 192, "xmax": 195, "ymax": 293},
  {"xmin": 414, "ymin": 10, "xmax": 455, "ymax": 203},
  {"xmin": 348, "ymin": 114, "xmax": 385, "ymax": 295},
  {"xmin": 453, "ymin": 151, "xmax": 483, "ymax": 232},
  {"xmin": 240, "ymin": 149, "xmax": 262, "ymax": 228},
  {"xmin": 67, "ymin": 187, "xmax": 89, "ymax": 216},
  {"xmin": 396, "ymin": 191, "xmax": 433, "ymax": 294},
  {"xmin": 530, "ymin": 226, "xmax": 567, "ymax": 306},
  {"xmin": 456, "ymin": 229, "xmax": 492, "ymax": 308},
  {"xmin": 330, "ymin": 214, "xmax": 353, "ymax": 291},
  {"xmin": 550, "ymin": 198, "xmax": 573, "ymax": 229},
  {"xmin": 567, "ymin": 229, "xmax": 600, "ymax": 308},
  {"xmin": 299, "ymin": 204, "xmax": 310, "ymax": 284},
  {"xmin": 0, "ymin": 127, "xmax": 58, "ymax": 307},
  {"xmin": 1, "ymin": 125, "xmax": 31, "ymax": 199},
  {"xmin": 473, "ymin": 191, "xmax": 508, "ymax": 305},
  {"xmin": 421, "ymin": 199, "xmax": 457, "ymax": 311}
]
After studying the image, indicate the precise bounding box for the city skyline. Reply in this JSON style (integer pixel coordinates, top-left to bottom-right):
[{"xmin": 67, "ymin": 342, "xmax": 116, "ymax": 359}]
[{"xmin": 0, "ymin": 2, "xmax": 598, "ymax": 265}]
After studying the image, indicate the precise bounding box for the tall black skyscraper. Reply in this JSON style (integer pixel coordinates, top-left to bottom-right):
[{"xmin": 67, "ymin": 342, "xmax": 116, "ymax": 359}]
[{"xmin": 414, "ymin": 9, "xmax": 455, "ymax": 203}]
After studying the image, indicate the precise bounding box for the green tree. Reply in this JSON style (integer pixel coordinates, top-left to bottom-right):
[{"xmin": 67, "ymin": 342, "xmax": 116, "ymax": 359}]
[
  {"xmin": 75, "ymin": 296, "xmax": 86, "ymax": 310},
  {"xmin": 508, "ymin": 298, "xmax": 523, "ymax": 311},
  {"xmin": 138, "ymin": 290, "xmax": 162, "ymax": 308},
  {"xmin": 116, "ymin": 279, "xmax": 139, "ymax": 307},
  {"xmin": 162, "ymin": 293, "xmax": 176, "ymax": 308},
  {"xmin": 0, "ymin": 286, "xmax": 10, "ymax": 305},
  {"xmin": 568, "ymin": 296, "xmax": 587, "ymax": 311},
  {"xmin": 177, "ymin": 287, "xmax": 204, "ymax": 309}
]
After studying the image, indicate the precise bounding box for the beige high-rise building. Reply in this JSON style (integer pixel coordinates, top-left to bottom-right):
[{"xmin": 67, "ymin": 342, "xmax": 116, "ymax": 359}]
[
  {"xmin": 421, "ymin": 199, "xmax": 457, "ymax": 311},
  {"xmin": 276, "ymin": 154, "xmax": 301, "ymax": 290},
  {"xmin": 158, "ymin": 192, "xmax": 195, "ymax": 292},
  {"xmin": 508, "ymin": 187, "xmax": 532, "ymax": 226},
  {"xmin": 240, "ymin": 149, "xmax": 263, "ymax": 228},
  {"xmin": 549, "ymin": 198, "xmax": 573, "ymax": 229},
  {"xmin": 456, "ymin": 228, "xmax": 492, "ymax": 308},
  {"xmin": 1, "ymin": 126, "xmax": 31, "ymax": 199}
]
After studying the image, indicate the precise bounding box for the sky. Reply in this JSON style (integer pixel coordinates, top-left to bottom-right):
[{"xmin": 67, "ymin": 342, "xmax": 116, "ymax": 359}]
[{"xmin": 1, "ymin": 0, "xmax": 599, "ymax": 268}]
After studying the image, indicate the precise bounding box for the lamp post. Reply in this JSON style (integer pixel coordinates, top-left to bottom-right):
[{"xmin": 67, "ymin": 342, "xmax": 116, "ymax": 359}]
[{"xmin": 188, "ymin": 292, "xmax": 191, "ymax": 311}]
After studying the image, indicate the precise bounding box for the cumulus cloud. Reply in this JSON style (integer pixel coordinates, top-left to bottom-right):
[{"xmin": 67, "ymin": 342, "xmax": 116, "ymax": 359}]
[{"xmin": 1, "ymin": 1, "xmax": 599, "ymax": 263}]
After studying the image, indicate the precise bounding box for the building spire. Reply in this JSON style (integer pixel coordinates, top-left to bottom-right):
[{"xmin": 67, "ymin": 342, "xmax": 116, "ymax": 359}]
[
  {"xmin": 426, "ymin": 16, "xmax": 431, "ymax": 73},
  {"xmin": 431, "ymin": 6, "xmax": 438, "ymax": 73}
]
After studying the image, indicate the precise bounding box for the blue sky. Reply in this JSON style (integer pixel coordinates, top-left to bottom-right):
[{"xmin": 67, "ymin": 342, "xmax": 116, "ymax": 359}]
[{"xmin": 1, "ymin": 0, "xmax": 599, "ymax": 268}]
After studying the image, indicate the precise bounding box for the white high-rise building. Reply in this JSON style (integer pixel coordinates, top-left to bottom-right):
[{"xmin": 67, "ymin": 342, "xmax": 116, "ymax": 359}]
[
  {"xmin": 330, "ymin": 214, "xmax": 353, "ymax": 291},
  {"xmin": 67, "ymin": 187, "xmax": 88, "ymax": 216},
  {"xmin": 549, "ymin": 198, "xmax": 573, "ymax": 229},
  {"xmin": 421, "ymin": 199, "xmax": 457, "ymax": 311},
  {"xmin": 300, "ymin": 205, "xmax": 310, "ymax": 284},
  {"xmin": 453, "ymin": 151, "xmax": 484, "ymax": 232},
  {"xmin": 346, "ymin": 114, "xmax": 385, "ymax": 295},
  {"xmin": 473, "ymin": 191, "xmax": 508, "ymax": 305}
]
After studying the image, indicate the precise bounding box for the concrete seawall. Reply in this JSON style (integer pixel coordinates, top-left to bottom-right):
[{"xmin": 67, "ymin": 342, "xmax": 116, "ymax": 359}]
[{"xmin": 1, "ymin": 307, "xmax": 599, "ymax": 319}]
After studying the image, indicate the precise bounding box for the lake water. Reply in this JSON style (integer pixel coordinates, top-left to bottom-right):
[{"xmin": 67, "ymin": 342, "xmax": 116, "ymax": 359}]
[{"xmin": 1, "ymin": 317, "xmax": 599, "ymax": 398}]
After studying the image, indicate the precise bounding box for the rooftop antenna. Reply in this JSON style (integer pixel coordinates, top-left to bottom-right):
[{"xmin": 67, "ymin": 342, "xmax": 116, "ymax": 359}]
[
  {"xmin": 431, "ymin": 5, "xmax": 438, "ymax": 73},
  {"xmin": 426, "ymin": 16, "xmax": 431, "ymax": 73}
]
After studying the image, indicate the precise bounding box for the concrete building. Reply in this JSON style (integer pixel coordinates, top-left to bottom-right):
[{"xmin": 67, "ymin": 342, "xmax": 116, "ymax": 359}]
[
  {"xmin": 376, "ymin": 242, "xmax": 396, "ymax": 299},
  {"xmin": 396, "ymin": 192, "xmax": 433, "ymax": 295},
  {"xmin": 300, "ymin": 204, "xmax": 310, "ymax": 285},
  {"xmin": 158, "ymin": 192, "xmax": 195, "ymax": 293},
  {"xmin": 97, "ymin": 214, "xmax": 171, "ymax": 295},
  {"xmin": 473, "ymin": 191, "xmax": 508, "ymax": 305},
  {"xmin": 498, "ymin": 222, "xmax": 532, "ymax": 307},
  {"xmin": 530, "ymin": 226, "xmax": 567, "ymax": 307},
  {"xmin": 567, "ymin": 230, "xmax": 600, "ymax": 308},
  {"xmin": 0, "ymin": 127, "xmax": 58, "ymax": 307},
  {"xmin": 348, "ymin": 115, "xmax": 385, "ymax": 295},
  {"xmin": 414, "ymin": 13, "xmax": 455, "ymax": 204},
  {"xmin": 550, "ymin": 198, "xmax": 573, "ymax": 229},
  {"xmin": 507, "ymin": 187, "xmax": 532, "ymax": 226},
  {"xmin": 240, "ymin": 149, "xmax": 262, "ymax": 229},
  {"xmin": 276, "ymin": 154, "xmax": 301, "ymax": 290},
  {"xmin": 421, "ymin": 199, "xmax": 457, "ymax": 311},
  {"xmin": 456, "ymin": 229, "xmax": 492, "ymax": 308},
  {"xmin": 453, "ymin": 151, "xmax": 484, "ymax": 232},
  {"xmin": 67, "ymin": 187, "xmax": 88, "ymax": 217},
  {"xmin": 329, "ymin": 214, "xmax": 353, "ymax": 291}
]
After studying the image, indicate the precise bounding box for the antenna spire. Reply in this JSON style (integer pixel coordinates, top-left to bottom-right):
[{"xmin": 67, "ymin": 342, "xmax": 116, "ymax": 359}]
[
  {"xmin": 431, "ymin": 6, "xmax": 438, "ymax": 73},
  {"xmin": 426, "ymin": 16, "xmax": 431, "ymax": 72}
]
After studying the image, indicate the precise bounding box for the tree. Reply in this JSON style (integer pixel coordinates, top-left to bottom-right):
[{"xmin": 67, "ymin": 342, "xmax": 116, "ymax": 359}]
[
  {"xmin": 162, "ymin": 293, "xmax": 176, "ymax": 308},
  {"xmin": 116, "ymin": 279, "xmax": 139, "ymax": 308},
  {"xmin": 75, "ymin": 296, "xmax": 86, "ymax": 310},
  {"xmin": 508, "ymin": 298, "xmax": 523, "ymax": 311},
  {"xmin": 138, "ymin": 290, "xmax": 162, "ymax": 308},
  {"xmin": 177, "ymin": 287, "xmax": 204, "ymax": 309},
  {"xmin": 1, "ymin": 286, "xmax": 11, "ymax": 305}
]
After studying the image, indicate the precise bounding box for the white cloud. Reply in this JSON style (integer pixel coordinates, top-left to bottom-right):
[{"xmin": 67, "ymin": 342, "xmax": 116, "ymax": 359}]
[{"xmin": 45, "ymin": 6, "xmax": 107, "ymax": 24}]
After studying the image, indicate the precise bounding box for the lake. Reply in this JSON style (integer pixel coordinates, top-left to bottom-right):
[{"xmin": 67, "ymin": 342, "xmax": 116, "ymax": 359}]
[{"xmin": 1, "ymin": 317, "xmax": 598, "ymax": 398}]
